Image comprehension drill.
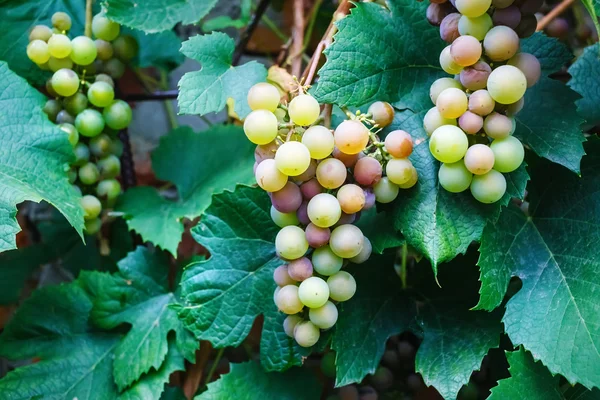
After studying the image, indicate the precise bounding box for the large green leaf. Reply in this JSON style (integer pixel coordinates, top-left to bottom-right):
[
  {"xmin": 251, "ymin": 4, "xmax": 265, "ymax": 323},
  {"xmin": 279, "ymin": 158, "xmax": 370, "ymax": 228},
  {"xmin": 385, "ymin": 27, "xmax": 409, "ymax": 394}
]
[
  {"xmin": 116, "ymin": 125, "xmax": 255, "ymax": 255},
  {"xmin": 195, "ymin": 361, "xmax": 321, "ymax": 400},
  {"xmin": 475, "ymin": 138, "xmax": 600, "ymax": 389},
  {"xmin": 0, "ymin": 61, "xmax": 84, "ymax": 252},
  {"xmin": 178, "ymin": 185, "xmax": 308, "ymax": 372},
  {"xmin": 568, "ymin": 45, "xmax": 600, "ymax": 128},
  {"xmin": 178, "ymin": 32, "xmax": 268, "ymax": 119},
  {"xmin": 103, "ymin": 0, "xmax": 218, "ymax": 33},
  {"xmin": 80, "ymin": 247, "xmax": 197, "ymax": 390}
]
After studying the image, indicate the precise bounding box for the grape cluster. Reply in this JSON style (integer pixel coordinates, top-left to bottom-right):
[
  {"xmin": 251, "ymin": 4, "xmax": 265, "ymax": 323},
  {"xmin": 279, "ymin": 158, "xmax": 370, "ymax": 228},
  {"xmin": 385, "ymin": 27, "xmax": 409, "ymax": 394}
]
[
  {"xmin": 244, "ymin": 82, "xmax": 417, "ymax": 347},
  {"xmin": 425, "ymin": 0, "xmax": 542, "ymax": 203},
  {"xmin": 28, "ymin": 11, "xmax": 137, "ymax": 234}
]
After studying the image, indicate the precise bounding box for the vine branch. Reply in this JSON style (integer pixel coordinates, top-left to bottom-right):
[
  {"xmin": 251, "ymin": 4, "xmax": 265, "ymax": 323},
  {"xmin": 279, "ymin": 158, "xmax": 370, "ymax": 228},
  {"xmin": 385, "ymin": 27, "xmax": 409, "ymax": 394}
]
[
  {"xmin": 536, "ymin": 0, "xmax": 576, "ymax": 31},
  {"xmin": 232, "ymin": 0, "xmax": 272, "ymax": 65},
  {"xmin": 84, "ymin": 0, "xmax": 93, "ymax": 37},
  {"xmin": 291, "ymin": 0, "xmax": 305, "ymax": 77}
]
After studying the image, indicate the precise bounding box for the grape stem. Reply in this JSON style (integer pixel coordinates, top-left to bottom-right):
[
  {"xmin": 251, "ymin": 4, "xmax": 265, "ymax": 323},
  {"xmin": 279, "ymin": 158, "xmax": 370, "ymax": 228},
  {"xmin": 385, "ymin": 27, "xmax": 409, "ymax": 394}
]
[
  {"xmin": 84, "ymin": 0, "xmax": 93, "ymax": 38},
  {"xmin": 204, "ymin": 347, "xmax": 225, "ymax": 385},
  {"xmin": 400, "ymin": 243, "xmax": 408, "ymax": 289},
  {"xmin": 536, "ymin": 0, "xmax": 576, "ymax": 31},
  {"xmin": 291, "ymin": 0, "xmax": 305, "ymax": 77}
]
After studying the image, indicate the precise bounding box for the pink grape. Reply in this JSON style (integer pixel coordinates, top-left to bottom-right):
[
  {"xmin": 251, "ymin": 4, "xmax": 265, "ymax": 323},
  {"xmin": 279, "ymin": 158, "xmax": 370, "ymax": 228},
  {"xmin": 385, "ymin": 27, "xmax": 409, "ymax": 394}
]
[
  {"xmin": 384, "ymin": 130, "xmax": 413, "ymax": 158},
  {"xmin": 459, "ymin": 61, "xmax": 491, "ymax": 91},
  {"xmin": 305, "ymin": 223, "xmax": 331, "ymax": 248},
  {"xmin": 458, "ymin": 111, "xmax": 484, "ymax": 134},
  {"xmin": 271, "ymin": 181, "xmax": 303, "ymax": 213},
  {"xmin": 300, "ymin": 178, "xmax": 323, "ymax": 200},
  {"xmin": 287, "ymin": 257, "xmax": 314, "ymax": 282},
  {"xmin": 353, "ymin": 156, "xmax": 383, "ymax": 186},
  {"xmin": 332, "ymin": 147, "xmax": 360, "ymax": 167},
  {"xmin": 440, "ymin": 13, "xmax": 461, "ymax": 43},
  {"xmin": 274, "ymin": 265, "xmax": 296, "ymax": 286}
]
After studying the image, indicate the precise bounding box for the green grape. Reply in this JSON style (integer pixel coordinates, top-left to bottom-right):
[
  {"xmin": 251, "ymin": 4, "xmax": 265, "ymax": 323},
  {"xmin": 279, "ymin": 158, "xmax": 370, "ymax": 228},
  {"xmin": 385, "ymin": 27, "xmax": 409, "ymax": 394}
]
[
  {"xmin": 46, "ymin": 78, "xmax": 58, "ymax": 97},
  {"xmin": 450, "ymin": 35, "xmax": 482, "ymax": 67},
  {"xmin": 483, "ymin": 26, "xmax": 519, "ymax": 62},
  {"xmin": 95, "ymin": 73, "xmax": 115, "ymax": 87},
  {"xmin": 373, "ymin": 177, "xmax": 399, "ymax": 204},
  {"xmin": 436, "ymin": 87, "xmax": 468, "ymax": 119},
  {"xmin": 298, "ymin": 276, "xmax": 330, "ymax": 308},
  {"xmin": 275, "ymin": 141, "xmax": 311, "ymax": 176},
  {"xmin": 255, "ymin": 159, "xmax": 288, "ymax": 192},
  {"xmin": 43, "ymin": 99, "xmax": 62, "ymax": 122},
  {"xmin": 271, "ymin": 206, "xmax": 300, "ymax": 228},
  {"xmin": 316, "ymin": 158, "xmax": 347, "ymax": 189},
  {"xmin": 51, "ymin": 68, "xmax": 79, "ymax": 97},
  {"xmin": 294, "ymin": 321, "xmax": 320, "ymax": 348},
  {"xmin": 490, "ymin": 136, "xmax": 524, "ymax": 173},
  {"xmin": 309, "ymin": 301, "xmax": 338, "ymax": 329},
  {"xmin": 110, "ymin": 139, "xmax": 124, "ymax": 157},
  {"xmin": 487, "ymin": 65, "xmax": 527, "ymax": 105},
  {"xmin": 464, "ymin": 144, "xmax": 494, "ymax": 175},
  {"xmin": 51, "ymin": 12, "xmax": 72, "ymax": 31},
  {"xmin": 302, "ymin": 126, "xmax": 334, "ymax": 160},
  {"xmin": 455, "ymin": 0, "xmax": 492, "ymax": 17},
  {"xmin": 84, "ymin": 218, "xmax": 102, "ymax": 235},
  {"xmin": 327, "ymin": 271, "xmax": 356, "ymax": 302},
  {"xmin": 58, "ymin": 123, "xmax": 79, "ymax": 146},
  {"xmin": 312, "ymin": 245, "xmax": 343, "ymax": 276},
  {"xmin": 288, "ymin": 94, "xmax": 320, "ymax": 126},
  {"xmin": 47, "ymin": 34, "xmax": 71, "ymax": 58},
  {"xmin": 386, "ymin": 158, "xmax": 414, "ymax": 185},
  {"xmin": 507, "ymin": 52, "xmax": 541, "ymax": 87},
  {"xmin": 429, "ymin": 125, "xmax": 469, "ymax": 163},
  {"xmin": 275, "ymin": 225, "xmax": 308, "ymax": 260},
  {"xmin": 29, "ymin": 25, "xmax": 53, "ymax": 42},
  {"xmin": 113, "ymin": 35, "xmax": 139, "ymax": 61},
  {"xmin": 70, "ymin": 36, "xmax": 97, "ymax": 65},
  {"xmin": 244, "ymin": 110, "xmax": 278, "ymax": 145},
  {"xmin": 92, "ymin": 13, "xmax": 121, "ymax": 41},
  {"xmin": 79, "ymin": 162, "xmax": 100, "ymax": 185},
  {"xmin": 307, "ymin": 193, "xmax": 342, "ymax": 228},
  {"xmin": 103, "ymin": 100, "xmax": 132, "ymax": 130},
  {"xmin": 27, "ymin": 40, "xmax": 50, "ymax": 64},
  {"xmin": 103, "ymin": 58, "xmax": 126, "ymax": 79},
  {"xmin": 470, "ymin": 169, "xmax": 507, "ymax": 203},
  {"xmin": 56, "ymin": 110, "xmax": 75, "ymax": 124},
  {"xmin": 96, "ymin": 179, "xmax": 122, "ymax": 201},
  {"xmin": 283, "ymin": 315, "xmax": 302, "ymax": 337},
  {"xmin": 95, "ymin": 39, "xmax": 114, "ymax": 61},
  {"xmin": 97, "ymin": 155, "xmax": 121, "ymax": 179},
  {"xmin": 423, "ymin": 107, "xmax": 457, "ymax": 136},
  {"xmin": 64, "ymin": 92, "xmax": 88, "ymax": 115},
  {"xmin": 458, "ymin": 14, "xmax": 493, "ymax": 40},
  {"xmin": 275, "ymin": 285, "xmax": 304, "ymax": 314},
  {"xmin": 439, "ymin": 45, "xmax": 463, "ymax": 75},
  {"xmin": 81, "ymin": 194, "xmax": 102, "ymax": 220},
  {"xmin": 75, "ymin": 109, "xmax": 105, "ymax": 137},
  {"xmin": 329, "ymin": 224, "xmax": 364, "ymax": 258},
  {"xmin": 73, "ymin": 143, "xmax": 90, "ymax": 166},
  {"xmin": 429, "ymin": 77, "xmax": 463, "ymax": 105},
  {"xmin": 349, "ymin": 237, "xmax": 372, "ymax": 264},
  {"xmin": 247, "ymin": 82, "xmax": 280, "ymax": 112},
  {"xmin": 87, "ymin": 81, "xmax": 115, "ymax": 107}
]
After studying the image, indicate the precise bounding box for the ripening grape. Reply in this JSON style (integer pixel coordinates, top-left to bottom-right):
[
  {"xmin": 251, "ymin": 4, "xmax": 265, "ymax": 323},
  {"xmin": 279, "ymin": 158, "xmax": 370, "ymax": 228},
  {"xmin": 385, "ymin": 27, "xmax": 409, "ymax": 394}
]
[
  {"xmin": 373, "ymin": 177, "xmax": 399, "ymax": 203},
  {"xmin": 273, "ymin": 265, "xmax": 296, "ymax": 287},
  {"xmin": 440, "ymin": 13, "xmax": 461, "ymax": 43},
  {"xmin": 468, "ymin": 90, "xmax": 496, "ymax": 116},
  {"xmin": 58, "ymin": 123, "xmax": 78, "ymax": 146},
  {"xmin": 436, "ymin": 88, "xmax": 468, "ymax": 119},
  {"xmin": 103, "ymin": 100, "xmax": 132, "ymax": 130},
  {"xmin": 353, "ymin": 156, "xmax": 382, "ymax": 186},
  {"xmin": 75, "ymin": 109, "xmax": 105, "ymax": 137},
  {"xmin": 458, "ymin": 14, "xmax": 493, "ymax": 40},
  {"xmin": 275, "ymin": 142, "xmax": 311, "ymax": 176},
  {"xmin": 349, "ymin": 237, "xmax": 372, "ymax": 264},
  {"xmin": 298, "ymin": 276, "xmax": 330, "ymax": 308},
  {"xmin": 398, "ymin": 167, "xmax": 418, "ymax": 189},
  {"xmin": 429, "ymin": 125, "xmax": 469, "ymax": 163},
  {"xmin": 73, "ymin": 143, "xmax": 90, "ymax": 166},
  {"xmin": 483, "ymin": 112, "xmax": 515, "ymax": 139},
  {"xmin": 95, "ymin": 39, "xmax": 114, "ymax": 61},
  {"xmin": 438, "ymin": 161, "xmax": 473, "ymax": 193},
  {"xmin": 29, "ymin": 25, "xmax": 53, "ymax": 42},
  {"xmin": 363, "ymin": 189, "xmax": 376, "ymax": 209},
  {"xmin": 244, "ymin": 110, "xmax": 278, "ymax": 145},
  {"xmin": 423, "ymin": 107, "xmax": 457, "ymax": 136},
  {"xmin": 288, "ymin": 94, "xmax": 320, "ymax": 126},
  {"xmin": 92, "ymin": 12, "xmax": 120, "ymax": 41},
  {"xmin": 247, "ymin": 82, "xmax": 280, "ymax": 112},
  {"xmin": 309, "ymin": 301, "xmax": 338, "ymax": 329},
  {"xmin": 287, "ymin": 257, "xmax": 313, "ymax": 282},
  {"xmin": 483, "ymin": 26, "xmax": 520, "ymax": 61},
  {"xmin": 296, "ymin": 201, "xmax": 310, "ymax": 225},
  {"xmin": 458, "ymin": 111, "xmax": 484, "ymax": 135},
  {"xmin": 455, "ymin": 0, "xmax": 492, "ymax": 18},
  {"xmin": 300, "ymin": 178, "xmax": 323, "ymax": 200},
  {"xmin": 450, "ymin": 35, "xmax": 482, "ymax": 67},
  {"xmin": 51, "ymin": 68, "xmax": 79, "ymax": 97},
  {"xmin": 56, "ymin": 110, "xmax": 74, "ymax": 124},
  {"xmin": 64, "ymin": 93, "xmax": 88, "ymax": 116},
  {"xmin": 464, "ymin": 144, "xmax": 495, "ymax": 175},
  {"xmin": 427, "ymin": 3, "xmax": 453, "ymax": 26},
  {"xmin": 386, "ymin": 158, "xmax": 414, "ymax": 185},
  {"xmin": 368, "ymin": 101, "xmax": 394, "ymax": 128},
  {"xmin": 96, "ymin": 179, "xmax": 121, "ymax": 201},
  {"xmin": 440, "ymin": 45, "xmax": 463, "ymax": 74},
  {"xmin": 27, "ymin": 40, "xmax": 50, "ymax": 64},
  {"xmin": 490, "ymin": 136, "xmax": 524, "ymax": 172},
  {"xmin": 256, "ymin": 159, "xmax": 288, "ymax": 192},
  {"xmin": 336, "ymin": 184, "xmax": 365, "ymax": 214},
  {"xmin": 316, "ymin": 158, "xmax": 347, "ymax": 189},
  {"xmin": 307, "ymin": 193, "xmax": 342, "ymax": 228},
  {"xmin": 48, "ymin": 34, "xmax": 71, "ymax": 58},
  {"xmin": 459, "ymin": 61, "xmax": 491, "ymax": 91},
  {"xmin": 283, "ymin": 315, "xmax": 302, "ymax": 338},
  {"xmin": 43, "ymin": 99, "xmax": 62, "ymax": 122},
  {"xmin": 492, "ymin": 5, "xmax": 522, "ymax": 29},
  {"xmin": 384, "ymin": 130, "xmax": 413, "ymax": 158},
  {"xmin": 103, "ymin": 58, "xmax": 125, "ymax": 79},
  {"xmin": 470, "ymin": 170, "xmax": 507, "ymax": 203},
  {"xmin": 271, "ymin": 181, "xmax": 303, "ymax": 213},
  {"xmin": 70, "ymin": 36, "xmax": 97, "ymax": 65},
  {"xmin": 430, "ymin": 77, "xmax": 463, "ymax": 104},
  {"xmin": 79, "ymin": 162, "xmax": 100, "ymax": 185},
  {"xmin": 507, "ymin": 52, "xmax": 541, "ymax": 87},
  {"xmin": 97, "ymin": 155, "xmax": 121, "ymax": 179},
  {"xmin": 275, "ymin": 225, "xmax": 308, "ymax": 260},
  {"xmin": 271, "ymin": 206, "xmax": 300, "ymax": 228},
  {"xmin": 334, "ymin": 120, "xmax": 370, "ymax": 155},
  {"xmin": 302, "ymin": 126, "xmax": 334, "ymax": 160},
  {"xmin": 85, "ymin": 218, "xmax": 102, "ymax": 235},
  {"xmin": 255, "ymin": 141, "xmax": 278, "ymax": 163},
  {"xmin": 329, "ymin": 224, "xmax": 364, "ymax": 259},
  {"xmin": 305, "ymin": 223, "xmax": 330, "ymax": 248},
  {"xmin": 294, "ymin": 321, "xmax": 320, "ymax": 347},
  {"xmin": 332, "ymin": 147, "xmax": 360, "ymax": 167},
  {"xmin": 504, "ymin": 98, "xmax": 525, "ymax": 116},
  {"xmin": 113, "ymin": 35, "xmax": 139, "ymax": 61},
  {"xmin": 89, "ymin": 134, "xmax": 112, "ymax": 157},
  {"xmin": 51, "ymin": 12, "xmax": 72, "ymax": 31},
  {"xmin": 487, "ymin": 65, "xmax": 527, "ymax": 104},
  {"xmin": 275, "ymin": 285, "xmax": 304, "ymax": 314},
  {"xmin": 88, "ymin": 81, "xmax": 115, "ymax": 107},
  {"xmin": 312, "ymin": 245, "xmax": 343, "ymax": 276},
  {"xmin": 327, "ymin": 271, "xmax": 357, "ymax": 302}
]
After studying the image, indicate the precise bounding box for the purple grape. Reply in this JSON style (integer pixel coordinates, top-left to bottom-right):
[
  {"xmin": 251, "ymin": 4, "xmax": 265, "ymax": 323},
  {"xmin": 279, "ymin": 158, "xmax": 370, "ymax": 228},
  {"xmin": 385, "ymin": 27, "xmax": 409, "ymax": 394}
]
[
  {"xmin": 440, "ymin": 13, "xmax": 461, "ymax": 43},
  {"xmin": 300, "ymin": 178, "xmax": 323, "ymax": 200},
  {"xmin": 271, "ymin": 182, "xmax": 302, "ymax": 213},
  {"xmin": 353, "ymin": 157, "xmax": 382, "ymax": 186},
  {"xmin": 427, "ymin": 2, "xmax": 454, "ymax": 26},
  {"xmin": 459, "ymin": 60, "xmax": 491, "ymax": 91},
  {"xmin": 305, "ymin": 223, "xmax": 331, "ymax": 248},
  {"xmin": 296, "ymin": 201, "xmax": 310, "ymax": 225},
  {"xmin": 363, "ymin": 189, "xmax": 376, "ymax": 210},
  {"xmin": 273, "ymin": 265, "xmax": 295, "ymax": 286},
  {"xmin": 515, "ymin": 13, "xmax": 537, "ymax": 38},
  {"xmin": 287, "ymin": 257, "xmax": 314, "ymax": 281},
  {"xmin": 493, "ymin": 6, "xmax": 522, "ymax": 29}
]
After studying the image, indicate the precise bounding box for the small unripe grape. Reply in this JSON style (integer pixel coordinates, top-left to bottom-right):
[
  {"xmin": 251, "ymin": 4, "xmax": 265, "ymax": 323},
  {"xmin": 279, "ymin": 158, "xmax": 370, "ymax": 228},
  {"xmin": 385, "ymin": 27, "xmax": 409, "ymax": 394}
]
[
  {"xmin": 29, "ymin": 25, "xmax": 53, "ymax": 42},
  {"xmin": 423, "ymin": 107, "xmax": 457, "ymax": 136},
  {"xmin": 440, "ymin": 13, "xmax": 461, "ymax": 43},
  {"xmin": 81, "ymin": 195, "xmax": 102, "ymax": 220},
  {"xmin": 79, "ymin": 162, "xmax": 100, "ymax": 185},
  {"xmin": 429, "ymin": 125, "xmax": 469, "ymax": 163},
  {"xmin": 464, "ymin": 144, "xmax": 495, "ymax": 175},
  {"xmin": 275, "ymin": 142, "xmax": 311, "ymax": 176},
  {"xmin": 27, "ymin": 40, "xmax": 50, "ymax": 64},
  {"xmin": 103, "ymin": 58, "xmax": 125, "ymax": 79},
  {"xmin": 75, "ymin": 109, "xmax": 105, "ymax": 137},
  {"xmin": 56, "ymin": 110, "xmax": 75, "ymax": 124},
  {"xmin": 97, "ymin": 155, "xmax": 121, "ymax": 179},
  {"xmin": 458, "ymin": 111, "xmax": 484, "ymax": 134},
  {"xmin": 113, "ymin": 35, "xmax": 139, "ymax": 61},
  {"xmin": 64, "ymin": 93, "xmax": 88, "ymax": 115},
  {"xmin": 43, "ymin": 99, "xmax": 62, "ymax": 122},
  {"xmin": 459, "ymin": 61, "xmax": 491, "ymax": 91},
  {"xmin": 398, "ymin": 166, "xmax": 418, "ymax": 189},
  {"xmin": 288, "ymin": 94, "xmax": 320, "ymax": 126},
  {"xmin": 490, "ymin": 136, "xmax": 524, "ymax": 172},
  {"xmin": 440, "ymin": 45, "xmax": 463, "ymax": 74},
  {"xmin": 430, "ymin": 77, "xmax": 463, "ymax": 105},
  {"xmin": 353, "ymin": 156, "xmax": 382, "ymax": 186},
  {"xmin": 255, "ymin": 159, "xmax": 288, "ymax": 192},
  {"xmin": 52, "ymin": 12, "xmax": 72, "ymax": 31},
  {"xmin": 247, "ymin": 82, "xmax": 280, "ymax": 112},
  {"xmin": 298, "ymin": 276, "xmax": 330, "ymax": 308},
  {"xmin": 468, "ymin": 90, "xmax": 496, "ymax": 116},
  {"xmin": 438, "ymin": 161, "xmax": 473, "ymax": 193},
  {"xmin": 316, "ymin": 158, "xmax": 347, "ymax": 189},
  {"xmin": 483, "ymin": 26, "xmax": 520, "ymax": 62},
  {"xmin": 349, "ymin": 237, "xmax": 372, "ymax": 264},
  {"xmin": 334, "ymin": 120, "xmax": 370, "ymax": 155},
  {"xmin": 92, "ymin": 12, "xmax": 121, "ymax": 41},
  {"xmin": 384, "ymin": 130, "xmax": 413, "ymax": 158},
  {"xmin": 58, "ymin": 123, "xmax": 78, "ymax": 146},
  {"xmin": 483, "ymin": 112, "xmax": 515, "ymax": 139},
  {"xmin": 327, "ymin": 271, "xmax": 356, "ymax": 302},
  {"xmin": 386, "ymin": 158, "xmax": 414, "ymax": 185},
  {"xmin": 95, "ymin": 39, "xmax": 114, "ymax": 61},
  {"xmin": 51, "ymin": 68, "xmax": 79, "ymax": 97},
  {"xmin": 95, "ymin": 73, "xmax": 115, "ymax": 87},
  {"xmin": 436, "ymin": 88, "xmax": 468, "ymax": 119},
  {"xmin": 309, "ymin": 301, "xmax": 338, "ymax": 329},
  {"xmin": 73, "ymin": 143, "xmax": 90, "ymax": 166},
  {"xmin": 270, "ymin": 206, "xmax": 300, "ymax": 228},
  {"xmin": 276, "ymin": 285, "xmax": 304, "ymax": 314},
  {"xmin": 48, "ymin": 34, "xmax": 72, "ymax": 58},
  {"xmin": 307, "ymin": 193, "xmax": 342, "ymax": 228},
  {"xmin": 302, "ymin": 125, "xmax": 334, "ymax": 160},
  {"xmin": 244, "ymin": 110, "xmax": 278, "ymax": 145},
  {"xmin": 287, "ymin": 257, "xmax": 313, "ymax": 282},
  {"xmin": 294, "ymin": 321, "xmax": 320, "ymax": 347},
  {"xmin": 455, "ymin": 0, "xmax": 492, "ymax": 17},
  {"xmin": 96, "ymin": 179, "xmax": 122, "ymax": 201},
  {"xmin": 373, "ymin": 177, "xmax": 399, "ymax": 203},
  {"xmin": 450, "ymin": 35, "xmax": 482, "ymax": 67},
  {"xmin": 368, "ymin": 101, "xmax": 394, "ymax": 128},
  {"xmin": 312, "ymin": 245, "xmax": 343, "ymax": 276},
  {"xmin": 273, "ymin": 265, "xmax": 296, "ymax": 286},
  {"xmin": 88, "ymin": 81, "xmax": 115, "ymax": 107},
  {"xmin": 103, "ymin": 100, "xmax": 132, "ymax": 130},
  {"xmin": 337, "ymin": 184, "xmax": 365, "ymax": 214},
  {"xmin": 470, "ymin": 169, "xmax": 507, "ymax": 203},
  {"xmin": 85, "ymin": 218, "xmax": 102, "ymax": 235},
  {"xmin": 507, "ymin": 52, "xmax": 541, "ymax": 87},
  {"xmin": 493, "ymin": 5, "xmax": 522, "ymax": 29},
  {"xmin": 89, "ymin": 134, "xmax": 113, "ymax": 157},
  {"xmin": 283, "ymin": 315, "xmax": 302, "ymax": 338},
  {"xmin": 458, "ymin": 14, "xmax": 493, "ymax": 40},
  {"xmin": 487, "ymin": 65, "xmax": 527, "ymax": 104},
  {"xmin": 275, "ymin": 226, "xmax": 308, "ymax": 260}
]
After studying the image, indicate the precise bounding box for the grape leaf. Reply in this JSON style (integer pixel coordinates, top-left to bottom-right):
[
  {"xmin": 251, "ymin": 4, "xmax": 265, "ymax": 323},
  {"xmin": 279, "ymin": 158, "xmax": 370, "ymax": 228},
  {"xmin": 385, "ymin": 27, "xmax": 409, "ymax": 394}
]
[
  {"xmin": 313, "ymin": 0, "xmax": 446, "ymax": 107},
  {"xmin": 0, "ymin": 243, "xmax": 53, "ymax": 304},
  {"xmin": 178, "ymin": 185, "xmax": 308, "ymax": 372},
  {"xmin": 580, "ymin": 1, "xmax": 600, "ymax": 49},
  {"xmin": 568, "ymin": 45, "xmax": 600, "ymax": 128},
  {"xmin": 126, "ymin": 28, "xmax": 184, "ymax": 71},
  {"xmin": 177, "ymin": 32, "xmax": 268, "ymax": 119},
  {"xmin": 0, "ymin": 61, "xmax": 84, "ymax": 253},
  {"xmin": 103, "ymin": 0, "xmax": 218, "ymax": 33},
  {"xmin": 80, "ymin": 247, "xmax": 197, "ymax": 390},
  {"xmin": 475, "ymin": 138, "xmax": 600, "ymax": 389},
  {"xmin": 116, "ymin": 125, "xmax": 255, "ymax": 256},
  {"xmin": 195, "ymin": 361, "xmax": 321, "ymax": 400}
]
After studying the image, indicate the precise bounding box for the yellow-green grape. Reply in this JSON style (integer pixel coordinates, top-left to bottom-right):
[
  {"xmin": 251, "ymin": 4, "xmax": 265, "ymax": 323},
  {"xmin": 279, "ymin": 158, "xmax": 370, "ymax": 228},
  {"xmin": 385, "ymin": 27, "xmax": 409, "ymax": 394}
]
[
  {"xmin": 288, "ymin": 94, "xmax": 320, "ymax": 126},
  {"xmin": 84, "ymin": 218, "xmax": 102, "ymax": 235},
  {"xmin": 247, "ymin": 82, "xmax": 280, "ymax": 112},
  {"xmin": 487, "ymin": 65, "xmax": 527, "ymax": 105},
  {"xmin": 95, "ymin": 39, "xmax": 114, "ymax": 61},
  {"xmin": 79, "ymin": 162, "xmax": 100, "ymax": 185},
  {"xmin": 244, "ymin": 110, "xmax": 278, "ymax": 145},
  {"xmin": 439, "ymin": 161, "xmax": 473, "ymax": 193},
  {"xmin": 464, "ymin": 144, "xmax": 495, "ymax": 175},
  {"xmin": 470, "ymin": 169, "xmax": 507, "ymax": 203},
  {"xmin": 103, "ymin": 58, "xmax": 126, "ymax": 79},
  {"xmin": 283, "ymin": 315, "xmax": 302, "ymax": 337},
  {"xmin": 429, "ymin": 125, "xmax": 469, "ymax": 163},
  {"xmin": 373, "ymin": 177, "xmax": 399, "ymax": 203},
  {"xmin": 436, "ymin": 88, "xmax": 468, "ymax": 119},
  {"xmin": 483, "ymin": 26, "xmax": 520, "ymax": 62},
  {"xmin": 48, "ymin": 56, "xmax": 73, "ymax": 72},
  {"xmin": 302, "ymin": 126, "xmax": 334, "ymax": 160},
  {"xmin": 48, "ymin": 34, "xmax": 72, "ymax": 58},
  {"xmin": 64, "ymin": 92, "xmax": 88, "ymax": 115},
  {"xmin": 113, "ymin": 35, "xmax": 139, "ymax": 61},
  {"xmin": 58, "ymin": 123, "xmax": 79, "ymax": 146},
  {"xmin": 440, "ymin": 46, "xmax": 463, "ymax": 75},
  {"xmin": 75, "ymin": 109, "xmax": 105, "ymax": 137},
  {"xmin": 349, "ymin": 237, "xmax": 372, "ymax": 264},
  {"xmin": 275, "ymin": 141, "xmax": 311, "ymax": 176},
  {"xmin": 307, "ymin": 193, "xmax": 342, "ymax": 228},
  {"xmin": 29, "ymin": 25, "xmax": 53, "ymax": 42},
  {"xmin": 275, "ymin": 285, "xmax": 304, "ymax": 314},
  {"xmin": 271, "ymin": 206, "xmax": 300, "ymax": 228},
  {"xmin": 311, "ymin": 245, "xmax": 343, "ymax": 276},
  {"xmin": 423, "ymin": 107, "xmax": 457, "ymax": 136},
  {"xmin": 51, "ymin": 12, "xmax": 72, "ymax": 31},
  {"xmin": 97, "ymin": 155, "xmax": 121, "ymax": 179},
  {"xmin": 398, "ymin": 167, "xmax": 418, "ymax": 189},
  {"xmin": 70, "ymin": 36, "xmax": 97, "ymax": 65},
  {"xmin": 103, "ymin": 100, "xmax": 132, "ymax": 130},
  {"xmin": 51, "ymin": 68, "xmax": 80, "ymax": 97},
  {"xmin": 316, "ymin": 158, "xmax": 347, "ymax": 189},
  {"xmin": 92, "ymin": 12, "xmax": 121, "ymax": 41},
  {"xmin": 327, "ymin": 271, "xmax": 356, "ymax": 302},
  {"xmin": 309, "ymin": 301, "xmax": 338, "ymax": 329},
  {"xmin": 255, "ymin": 159, "xmax": 288, "ymax": 192},
  {"xmin": 96, "ymin": 179, "xmax": 122, "ymax": 201},
  {"xmin": 81, "ymin": 195, "xmax": 102, "ymax": 220},
  {"xmin": 334, "ymin": 120, "xmax": 370, "ymax": 155},
  {"xmin": 329, "ymin": 224, "xmax": 364, "ymax": 258},
  {"xmin": 458, "ymin": 14, "xmax": 493, "ymax": 40},
  {"xmin": 429, "ymin": 77, "xmax": 463, "ymax": 105},
  {"xmin": 294, "ymin": 321, "xmax": 320, "ymax": 347},
  {"xmin": 368, "ymin": 101, "xmax": 395, "ymax": 128},
  {"xmin": 490, "ymin": 136, "xmax": 524, "ymax": 173},
  {"xmin": 298, "ymin": 276, "xmax": 330, "ymax": 308},
  {"xmin": 455, "ymin": 0, "xmax": 492, "ymax": 18},
  {"xmin": 275, "ymin": 225, "xmax": 308, "ymax": 260},
  {"xmin": 88, "ymin": 81, "xmax": 115, "ymax": 107},
  {"xmin": 386, "ymin": 158, "xmax": 414, "ymax": 185},
  {"xmin": 27, "ymin": 40, "xmax": 50, "ymax": 64}
]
